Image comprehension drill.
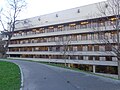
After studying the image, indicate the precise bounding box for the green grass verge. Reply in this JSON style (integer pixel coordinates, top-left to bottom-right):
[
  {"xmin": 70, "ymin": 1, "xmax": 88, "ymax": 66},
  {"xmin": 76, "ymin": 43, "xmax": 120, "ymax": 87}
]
[{"xmin": 0, "ymin": 61, "xmax": 21, "ymax": 90}]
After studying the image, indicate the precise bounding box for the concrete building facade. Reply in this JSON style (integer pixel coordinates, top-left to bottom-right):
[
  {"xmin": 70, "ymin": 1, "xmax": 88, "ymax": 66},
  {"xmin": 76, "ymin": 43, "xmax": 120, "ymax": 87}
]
[{"xmin": 3, "ymin": 0, "xmax": 119, "ymax": 77}]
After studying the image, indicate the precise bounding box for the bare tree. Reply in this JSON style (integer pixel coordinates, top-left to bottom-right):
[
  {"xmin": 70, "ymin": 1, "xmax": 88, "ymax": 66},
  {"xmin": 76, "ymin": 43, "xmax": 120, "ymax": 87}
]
[
  {"xmin": 91, "ymin": 0, "xmax": 120, "ymax": 79},
  {"xmin": 0, "ymin": 0, "xmax": 26, "ymax": 57},
  {"xmin": 0, "ymin": 34, "xmax": 5, "ymax": 58},
  {"xmin": 56, "ymin": 36, "xmax": 72, "ymax": 66}
]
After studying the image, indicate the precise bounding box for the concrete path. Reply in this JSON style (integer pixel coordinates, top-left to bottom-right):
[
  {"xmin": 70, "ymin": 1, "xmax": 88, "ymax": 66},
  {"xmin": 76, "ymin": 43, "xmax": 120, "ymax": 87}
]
[{"xmin": 7, "ymin": 60, "xmax": 120, "ymax": 90}]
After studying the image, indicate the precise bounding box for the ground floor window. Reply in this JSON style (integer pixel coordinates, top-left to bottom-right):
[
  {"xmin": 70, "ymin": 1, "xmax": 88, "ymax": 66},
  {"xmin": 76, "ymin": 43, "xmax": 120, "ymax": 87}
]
[
  {"xmin": 96, "ymin": 65, "xmax": 118, "ymax": 74},
  {"xmin": 73, "ymin": 64, "xmax": 93, "ymax": 72},
  {"xmin": 10, "ymin": 54, "xmax": 20, "ymax": 57}
]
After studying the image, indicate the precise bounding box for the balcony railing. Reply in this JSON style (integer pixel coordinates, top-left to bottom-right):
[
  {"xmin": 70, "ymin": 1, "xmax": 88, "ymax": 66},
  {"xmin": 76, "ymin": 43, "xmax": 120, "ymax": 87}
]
[{"xmin": 3, "ymin": 25, "xmax": 114, "ymax": 40}]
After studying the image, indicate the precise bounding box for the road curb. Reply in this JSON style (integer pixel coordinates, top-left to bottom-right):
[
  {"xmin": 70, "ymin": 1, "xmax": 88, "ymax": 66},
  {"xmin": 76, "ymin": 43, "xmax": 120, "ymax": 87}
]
[{"xmin": 17, "ymin": 64, "xmax": 24, "ymax": 90}]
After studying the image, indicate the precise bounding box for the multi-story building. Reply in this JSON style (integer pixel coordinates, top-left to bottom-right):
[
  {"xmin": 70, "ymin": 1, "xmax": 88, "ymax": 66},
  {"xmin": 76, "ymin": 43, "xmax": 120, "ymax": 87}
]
[{"xmin": 3, "ymin": 1, "xmax": 119, "ymax": 77}]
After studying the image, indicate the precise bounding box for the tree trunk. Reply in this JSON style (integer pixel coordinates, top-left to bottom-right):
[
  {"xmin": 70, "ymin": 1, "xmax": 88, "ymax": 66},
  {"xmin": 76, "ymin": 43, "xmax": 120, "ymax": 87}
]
[
  {"xmin": 4, "ymin": 35, "xmax": 12, "ymax": 57},
  {"xmin": 118, "ymin": 60, "xmax": 120, "ymax": 80}
]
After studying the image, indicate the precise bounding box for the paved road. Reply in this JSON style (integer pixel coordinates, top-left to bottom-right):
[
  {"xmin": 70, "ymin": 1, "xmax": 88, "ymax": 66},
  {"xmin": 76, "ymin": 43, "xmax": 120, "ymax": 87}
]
[{"xmin": 7, "ymin": 60, "xmax": 120, "ymax": 90}]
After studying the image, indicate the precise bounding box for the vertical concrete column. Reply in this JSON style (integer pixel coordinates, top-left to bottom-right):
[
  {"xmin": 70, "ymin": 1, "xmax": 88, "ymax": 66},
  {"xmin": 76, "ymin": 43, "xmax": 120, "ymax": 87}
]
[
  {"xmin": 19, "ymin": 48, "xmax": 20, "ymax": 52},
  {"xmin": 68, "ymin": 63, "xmax": 71, "ymax": 68},
  {"xmin": 93, "ymin": 65, "xmax": 96, "ymax": 73},
  {"xmin": 93, "ymin": 56, "xmax": 96, "ymax": 73},
  {"xmin": 67, "ymin": 56, "xmax": 71, "ymax": 68},
  {"xmin": 48, "ymin": 47, "xmax": 49, "ymax": 51}
]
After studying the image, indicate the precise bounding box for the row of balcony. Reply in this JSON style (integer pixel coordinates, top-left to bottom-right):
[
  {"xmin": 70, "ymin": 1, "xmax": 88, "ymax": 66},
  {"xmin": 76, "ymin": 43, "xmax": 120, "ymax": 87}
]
[
  {"xmin": 8, "ymin": 43, "xmax": 116, "ymax": 52},
  {"xmin": 9, "ymin": 31, "xmax": 118, "ymax": 46},
  {"xmin": 8, "ymin": 53, "xmax": 118, "ymax": 66},
  {"xmin": 3, "ymin": 20, "xmax": 116, "ymax": 40},
  {"xmin": 8, "ymin": 57, "xmax": 118, "ymax": 67},
  {"xmin": 7, "ymin": 50, "xmax": 116, "ymax": 57}
]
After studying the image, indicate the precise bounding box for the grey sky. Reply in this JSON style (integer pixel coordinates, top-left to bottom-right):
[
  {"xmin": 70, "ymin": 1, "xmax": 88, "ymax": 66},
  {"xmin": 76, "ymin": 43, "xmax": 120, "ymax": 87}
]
[
  {"xmin": 21, "ymin": 0, "xmax": 106, "ymax": 19},
  {"xmin": 0, "ymin": 0, "xmax": 106, "ymax": 31}
]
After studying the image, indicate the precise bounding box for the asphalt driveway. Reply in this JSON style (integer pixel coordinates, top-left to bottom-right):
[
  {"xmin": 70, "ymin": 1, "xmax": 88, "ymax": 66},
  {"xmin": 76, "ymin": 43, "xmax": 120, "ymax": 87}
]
[{"xmin": 7, "ymin": 60, "xmax": 120, "ymax": 90}]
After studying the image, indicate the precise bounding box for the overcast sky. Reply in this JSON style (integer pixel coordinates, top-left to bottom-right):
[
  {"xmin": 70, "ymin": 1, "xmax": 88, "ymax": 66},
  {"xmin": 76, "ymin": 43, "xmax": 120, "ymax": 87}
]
[
  {"xmin": 0, "ymin": 0, "xmax": 106, "ymax": 31},
  {"xmin": 0, "ymin": 0, "xmax": 106, "ymax": 19},
  {"xmin": 22, "ymin": 0, "xmax": 106, "ymax": 19}
]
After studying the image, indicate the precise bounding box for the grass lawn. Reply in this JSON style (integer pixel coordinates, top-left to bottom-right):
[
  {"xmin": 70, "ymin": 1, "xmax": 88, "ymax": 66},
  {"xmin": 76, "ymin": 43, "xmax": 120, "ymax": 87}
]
[{"xmin": 0, "ymin": 61, "xmax": 21, "ymax": 90}]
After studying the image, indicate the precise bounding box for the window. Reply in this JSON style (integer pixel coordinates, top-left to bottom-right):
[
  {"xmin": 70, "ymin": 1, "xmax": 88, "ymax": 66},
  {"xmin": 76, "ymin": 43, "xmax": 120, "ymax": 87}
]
[
  {"xmin": 48, "ymin": 26, "xmax": 54, "ymax": 32},
  {"xmin": 56, "ymin": 46, "xmax": 60, "ymax": 51},
  {"xmin": 95, "ymin": 56, "xmax": 99, "ymax": 61},
  {"xmin": 55, "ymin": 37, "xmax": 59, "ymax": 41},
  {"xmin": 58, "ymin": 36, "xmax": 63, "ymax": 41},
  {"xmin": 94, "ymin": 33, "xmax": 98, "ymax": 40},
  {"xmin": 105, "ymin": 32, "xmax": 110, "ymax": 40},
  {"xmin": 94, "ymin": 45, "xmax": 99, "ymax": 51},
  {"xmin": 112, "ymin": 57, "xmax": 117, "ymax": 61},
  {"xmin": 77, "ymin": 45, "xmax": 82, "ymax": 51},
  {"xmin": 49, "ymin": 47, "xmax": 52, "ymax": 51},
  {"xmin": 80, "ymin": 21, "xmax": 89, "ymax": 29},
  {"xmin": 96, "ymin": 66, "xmax": 118, "ymax": 74},
  {"xmin": 88, "ymin": 45, "xmax": 93, "ymax": 51},
  {"xmin": 35, "ymin": 47, "xmax": 39, "ymax": 51},
  {"xmin": 105, "ymin": 45, "xmax": 112, "ymax": 51},
  {"xmin": 77, "ymin": 35, "xmax": 81, "ymax": 40},
  {"xmin": 111, "ymin": 31, "xmax": 117, "ymax": 42},
  {"xmin": 83, "ymin": 56, "xmax": 88, "ymax": 60},
  {"xmin": 83, "ymin": 45, "xmax": 87, "ymax": 51},
  {"xmin": 69, "ymin": 23, "xmax": 76, "ymax": 30},
  {"xmin": 87, "ymin": 34, "xmax": 92, "ymax": 40},
  {"xmin": 81, "ymin": 34, "xmax": 87, "ymax": 40},
  {"xmin": 100, "ymin": 57, "xmax": 105, "ymax": 61},
  {"xmin": 105, "ymin": 56, "xmax": 112, "ymax": 61},
  {"xmin": 91, "ymin": 22, "xmax": 98, "ymax": 28},
  {"xmin": 99, "ymin": 45, "xmax": 105, "ymax": 51},
  {"xmin": 51, "ymin": 37, "xmax": 55, "ymax": 42},
  {"xmin": 70, "ymin": 55, "xmax": 77, "ymax": 59},
  {"xmin": 73, "ymin": 46, "xmax": 77, "ymax": 51},
  {"xmin": 98, "ymin": 21, "xmax": 105, "ymax": 27},
  {"xmin": 32, "ymin": 29, "xmax": 37, "ymax": 34},
  {"xmin": 76, "ymin": 24, "xmax": 80, "ymax": 29},
  {"xmin": 58, "ymin": 25, "xmax": 64, "ymax": 31},
  {"xmin": 98, "ymin": 32, "xmax": 105, "ymax": 40},
  {"xmin": 88, "ymin": 56, "xmax": 93, "ymax": 60},
  {"xmin": 52, "ymin": 47, "xmax": 56, "ymax": 51},
  {"xmin": 69, "ymin": 46, "xmax": 73, "ymax": 51},
  {"xmin": 39, "ymin": 28, "xmax": 45, "ymax": 33},
  {"xmin": 78, "ymin": 56, "xmax": 83, "ymax": 60},
  {"xmin": 71, "ymin": 35, "xmax": 77, "ymax": 41}
]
